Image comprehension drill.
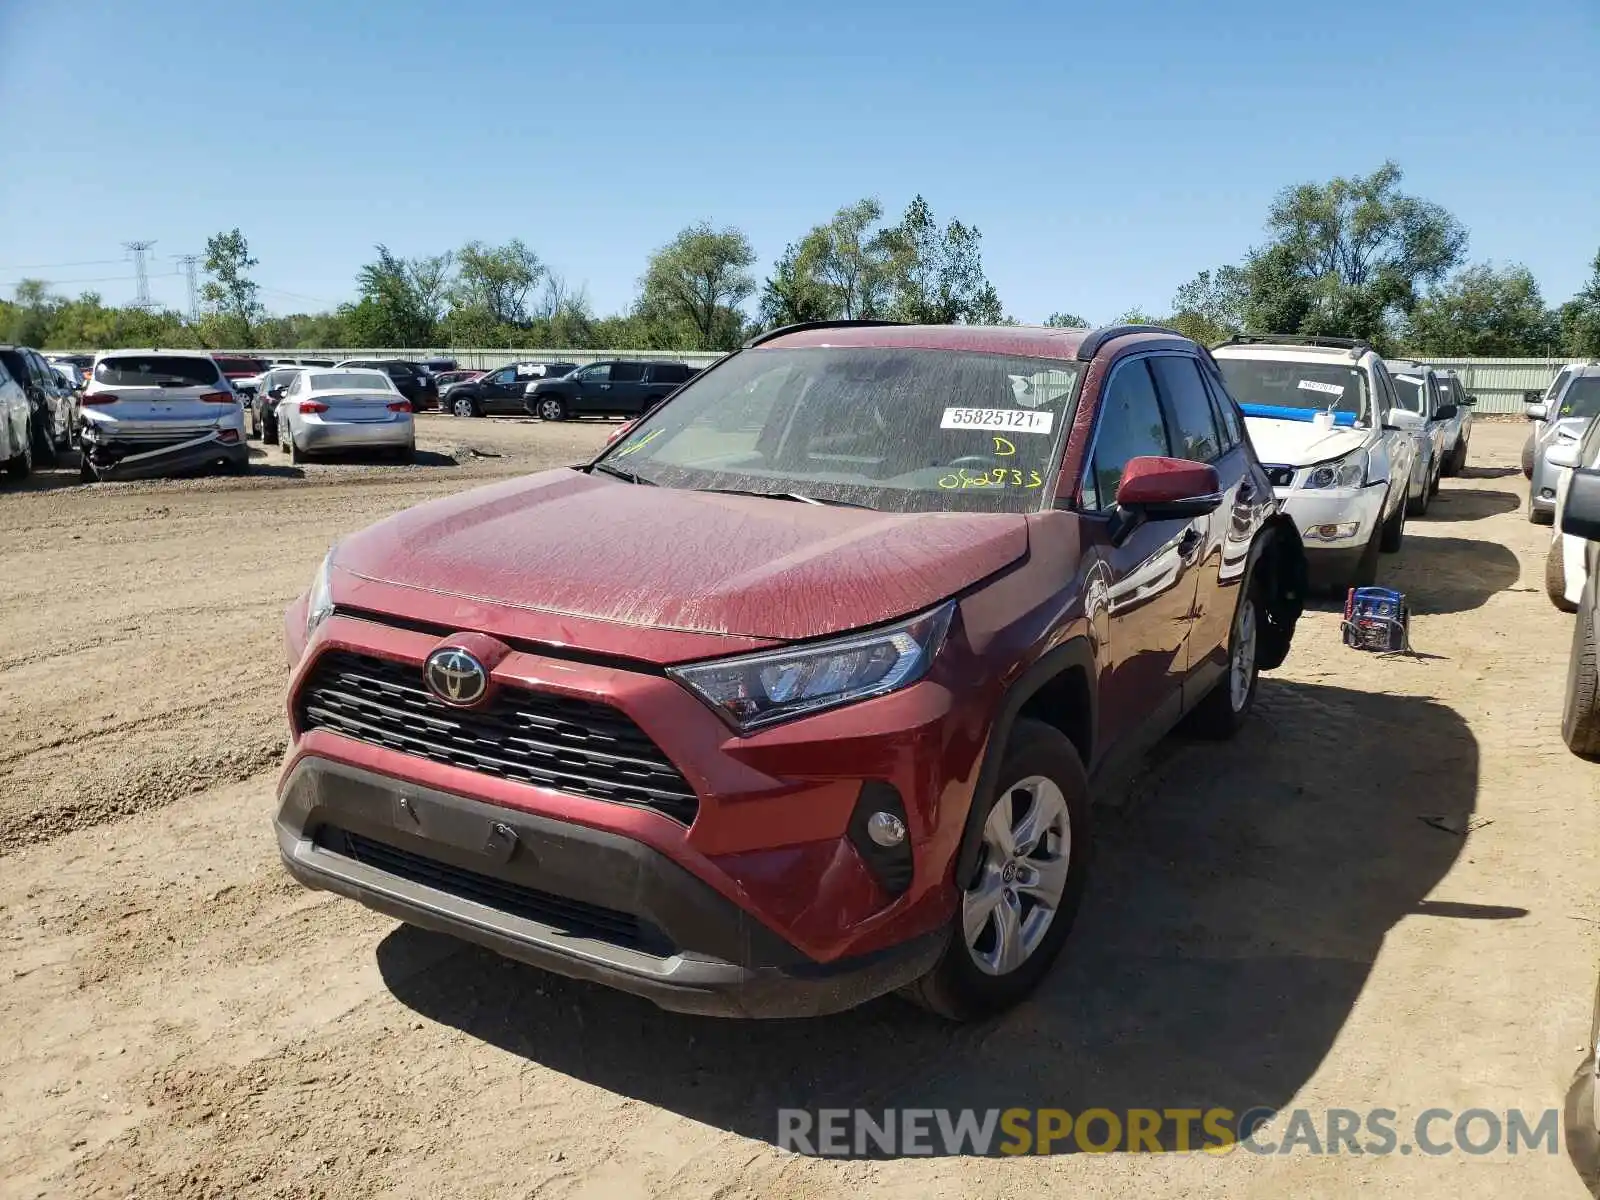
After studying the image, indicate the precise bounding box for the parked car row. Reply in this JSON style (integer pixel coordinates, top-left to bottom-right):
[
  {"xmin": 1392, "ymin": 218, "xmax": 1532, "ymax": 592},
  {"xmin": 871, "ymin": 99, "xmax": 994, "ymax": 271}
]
[
  {"xmin": 1207, "ymin": 335, "xmax": 1474, "ymax": 590},
  {"xmin": 444, "ymin": 358, "xmax": 703, "ymax": 421}
]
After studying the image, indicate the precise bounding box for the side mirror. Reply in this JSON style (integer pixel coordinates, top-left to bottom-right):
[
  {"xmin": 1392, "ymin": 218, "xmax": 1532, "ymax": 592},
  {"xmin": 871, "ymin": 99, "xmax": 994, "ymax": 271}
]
[
  {"xmin": 1434, "ymin": 404, "xmax": 1458, "ymax": 422},
  {"xmin": 1524, "ymin": 390, "xmax": 1545, "ymax": 405},
  {"xmin": 1548, "ymin": 442, "xmax": 1581, "ymax": 470},
  {"xmin": 1526, "ymin": 403, "xmax": 1548, "ymax": 421},
  {"xmin": 1115, "ymin": 456, "xmax": 1223, "ymax": 520},
  {"xmin": 1463, "ymin": 395, "xmax": 1478, "ymax": 406},
  {"xmin": 1561, "ymin": 468, "xmax": 1600, "ymax": 540}
]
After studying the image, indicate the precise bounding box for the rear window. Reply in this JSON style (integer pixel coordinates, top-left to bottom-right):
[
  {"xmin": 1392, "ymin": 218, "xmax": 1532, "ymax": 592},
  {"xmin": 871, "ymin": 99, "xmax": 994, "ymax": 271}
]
[
  {"xmin": 307, "ymin": 371, "xmax": 394, "ymax": 392},
  {"xmin": 213, "ymin": 356, "xmax": 269, "ymax": 375},
  {"xmin": 650, "ymin": 363, "xmax": 690, "ymax": 384},
  {"xmin": 94, "ymin": 356, "xmax": 223, "ymax": 387}
]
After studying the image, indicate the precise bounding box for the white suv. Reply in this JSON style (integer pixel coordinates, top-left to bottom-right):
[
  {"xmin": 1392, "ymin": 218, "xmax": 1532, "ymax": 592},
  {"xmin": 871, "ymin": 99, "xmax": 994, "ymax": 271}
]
[
  {"xmin": 1211, "ymin": 336, "xmax": 1419, "ymax": 590},
  {"xmin": 79, "ymin": 350, "xmax": 249, "ymax": 482}
]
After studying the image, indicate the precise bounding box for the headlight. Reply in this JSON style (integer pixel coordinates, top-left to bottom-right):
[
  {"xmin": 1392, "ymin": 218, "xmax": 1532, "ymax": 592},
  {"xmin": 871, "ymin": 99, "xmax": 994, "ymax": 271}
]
[
  {"xmin": 668, "ymin": 602, "xmax": 955, "ymax": 732},
  {"xmin": 306, "ymin": 548, "xmax": 337, "ymax": 638},
  {"xmin": 1302, "ymin": 447, "xmax": 1368, "ymax": 490}
]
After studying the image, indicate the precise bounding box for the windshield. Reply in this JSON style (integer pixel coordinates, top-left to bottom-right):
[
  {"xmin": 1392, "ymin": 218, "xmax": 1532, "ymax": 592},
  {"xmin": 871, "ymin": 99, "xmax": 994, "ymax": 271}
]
[
  {"xmin": 591, "ymin": 347, "xmax": 1082, "ymax": 514},
  {"xmin": 1559, "ymin": 377, "xmax": 1600, "ymax": 420},
  {"xmin": 1215, "ymin": 357, "xmax": 1367, "ymax": 421},
  {"xmin": 94, "ymin": 355, "xmax": 223, "ymax": 387}
]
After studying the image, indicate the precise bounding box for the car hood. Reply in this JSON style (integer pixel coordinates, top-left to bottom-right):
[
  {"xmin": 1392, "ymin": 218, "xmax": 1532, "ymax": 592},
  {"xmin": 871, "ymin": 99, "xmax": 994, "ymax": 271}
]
[
  {"xmin": 334, "ymin": 468, "xmax": 1030, "ymax": 641},
  {"xmin": 1244, "ymin": 416, "xmax": 1369, "ymax": 467}
]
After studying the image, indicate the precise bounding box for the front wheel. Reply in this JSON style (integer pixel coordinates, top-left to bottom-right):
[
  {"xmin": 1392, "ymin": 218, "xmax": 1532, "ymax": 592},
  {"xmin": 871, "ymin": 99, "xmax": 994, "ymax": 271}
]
[
  {"xmin": 536, "ymin": 396, "xmax": 567, "ymax": 422},
  {"xmin": 1379, "ymin": 493, "xmax": 1406, "ymax": 553},
  {"xmin": 903, "ymin": 719, "xmax": 1090, "ymax": 1022},
  {"xmin": 1549, "ymin": 540, "xmax": 1578, "ymax": 614},
  {"xmin": 31, "ymin": 410, "xmax": 58, "ymax": 468},
  {"xmin": 1406, "ymin": 465, "xmax": 1431, "ymax": 516},
  {"xmin": 1563, "ymin": 600, "xmax": 1600, "ymax": 759},
  {"xmin": 451, "ymin": 395, "xmax": 478, "ymax": 418}
]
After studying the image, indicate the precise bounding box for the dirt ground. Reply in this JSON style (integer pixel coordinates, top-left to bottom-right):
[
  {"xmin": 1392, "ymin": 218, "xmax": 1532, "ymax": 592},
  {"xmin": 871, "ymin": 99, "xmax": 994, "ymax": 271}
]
[{"xmin": 2, "ymin": 417, "xmax": 1596, "ymax": 1199}]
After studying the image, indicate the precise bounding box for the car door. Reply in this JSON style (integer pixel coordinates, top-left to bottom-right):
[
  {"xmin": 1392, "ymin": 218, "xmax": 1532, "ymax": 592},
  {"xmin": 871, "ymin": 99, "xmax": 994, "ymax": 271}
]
[
  {"xmin": 607, "ymin": 361, "xmax": 648, "ymax": 415},
  {"xmin": 567, "ymin": 363, "xmax": 611, "ymax": 414},
  {"xmin": 1154, "ymin": 352, "xmax": 1265, "ymax": 699},
  {"xmin": 480, "ymin": 366, "xmax": 520, "ymax": 413},
  {"xmin": 1075, "ymin": 355, "xmax": 1205, "ymax": 762}
]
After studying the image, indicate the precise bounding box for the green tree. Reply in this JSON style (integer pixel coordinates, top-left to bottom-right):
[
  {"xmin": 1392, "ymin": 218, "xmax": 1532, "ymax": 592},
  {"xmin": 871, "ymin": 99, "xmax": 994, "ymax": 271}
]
[
  {"xmin": 1404, "ymin": 263, "xmax": 1559, "ymax": 357},
  {"xmin": 451, "ymin": 239, "xmax": 542, "ymax": 327},
  {"xmin": 1242, "ymin": 162, "xmax": 1467, "ymax": 342},
  {"xmin": 878, "ymin": 196, "xmax": 1002, "ymax": 324},
  {"xmin": 806, "ymin": 197, "xmax": 892, "ymax": 319},
  {"xmin": 347, "ymin": 244, "xmax": 451, "ymax": 346},
  {"xmin": 200, "ymin": 228, "xmax": 264, "ymax": 347},
  {"xmin": 759, "ymin": 242, "xmax": 833, "ymax": 328},
  {"xmin": 1044, "ymin": 311, "xmax": 1089, "ymax": 328},
  {"xmin": 1169, "ymin": 265, "xmax": 1247, "ymax": 344},
  {"xmin": 5, "ymin": 279, "xmax": 61, "ymax": 345},
  {"xmin": 639, "ymin": 221, "xmax": 757, "ymax": 350},
  {"xmin": 1559, "ymin": 248, "xmax": 1600, "ymax": 357}
]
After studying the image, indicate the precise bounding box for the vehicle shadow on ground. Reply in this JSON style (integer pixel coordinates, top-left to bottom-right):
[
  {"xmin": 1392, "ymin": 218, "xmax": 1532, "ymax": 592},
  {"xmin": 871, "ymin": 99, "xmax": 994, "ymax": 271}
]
[
  {"xmin": 1458, "ymin": 464, "xmax": 1522, "ymax": 481},
  {"xmin": 1383, "ymin": 534, "xmax": 1522, "ymax": 615},
  {"xmin": 377, "ymin": 681, "xmax": 1480, "ymax": 1157},
  {"xmin": 1430, "ymin": 488, "xmax": 1521, "ymax": 521}
]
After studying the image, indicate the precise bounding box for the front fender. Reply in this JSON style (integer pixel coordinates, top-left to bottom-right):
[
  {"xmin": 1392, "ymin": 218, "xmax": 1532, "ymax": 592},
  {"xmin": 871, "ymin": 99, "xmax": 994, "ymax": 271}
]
[{"xmin": 1253, "ymin": 516, "xmax": 1305, "ymax": 672}]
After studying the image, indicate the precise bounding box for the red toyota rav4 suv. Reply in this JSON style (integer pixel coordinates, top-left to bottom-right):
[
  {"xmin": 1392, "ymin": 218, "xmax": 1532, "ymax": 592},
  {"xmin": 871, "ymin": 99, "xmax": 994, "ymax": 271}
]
[{"xmin": 276, "ymin": 321, "xmax": 1306, "ymax": 1021}]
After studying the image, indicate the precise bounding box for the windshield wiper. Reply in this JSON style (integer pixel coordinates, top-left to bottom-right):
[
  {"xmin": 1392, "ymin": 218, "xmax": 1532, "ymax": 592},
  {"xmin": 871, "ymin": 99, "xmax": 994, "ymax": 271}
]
[
  {"xmin": 697, "ymin": 487, "xmax": 874, "ymax": 510},
  {"xmin": 590, "ymin": 461, "xmax": 655, "ymax": 485}
]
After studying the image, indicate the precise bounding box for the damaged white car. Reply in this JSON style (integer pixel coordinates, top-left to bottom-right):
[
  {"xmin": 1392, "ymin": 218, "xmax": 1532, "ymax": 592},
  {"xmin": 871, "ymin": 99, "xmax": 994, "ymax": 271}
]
[{"xmin": 79, "ymin": 351, "xmax": 250, "ymax": 483}]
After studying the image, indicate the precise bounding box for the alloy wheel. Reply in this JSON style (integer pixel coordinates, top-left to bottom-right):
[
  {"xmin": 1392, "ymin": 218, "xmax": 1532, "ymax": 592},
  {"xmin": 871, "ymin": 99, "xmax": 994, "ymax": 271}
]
[
  {"xmin": 962, "ymin": 776, "xmax": 1072, "ymax": 976},
  {"xmin": 1230, "ymin": 595, "xmax": 1258, "ymax": 711}
]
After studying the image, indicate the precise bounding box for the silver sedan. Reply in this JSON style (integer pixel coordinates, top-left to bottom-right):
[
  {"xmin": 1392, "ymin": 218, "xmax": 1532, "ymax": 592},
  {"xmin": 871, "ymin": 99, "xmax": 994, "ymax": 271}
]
[{"xmin": 276, "ymin": 369, "xmax": 415, "ymax": 464}]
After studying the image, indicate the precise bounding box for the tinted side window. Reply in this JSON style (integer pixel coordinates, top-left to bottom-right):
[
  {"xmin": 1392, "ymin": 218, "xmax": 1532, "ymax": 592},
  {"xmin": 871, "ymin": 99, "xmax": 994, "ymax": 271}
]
[
  {"xmin": 611, "ymin": 362, "xmax": 646, "ymax": 383},
  {"xmin": 1084, "ymin": 358, "xmax": 1171, "ymax": 511},
  {"xmin": 1199, "ymin": 362, "xmax": 1242, "ymax": 449},
  {"xmin": 1149, "ymin": 355, "xmax": 1221, "ymax": 462},
  {"xmin": 649, "ymin": 362, "xmax": 688, "ymax": 384}
]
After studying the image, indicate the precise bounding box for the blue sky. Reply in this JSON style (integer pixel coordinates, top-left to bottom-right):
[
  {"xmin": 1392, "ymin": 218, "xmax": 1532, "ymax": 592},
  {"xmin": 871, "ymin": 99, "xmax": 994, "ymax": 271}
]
[{"xmin": 2, "ymin": 0, "xmax": 1597, "ymax": 326}]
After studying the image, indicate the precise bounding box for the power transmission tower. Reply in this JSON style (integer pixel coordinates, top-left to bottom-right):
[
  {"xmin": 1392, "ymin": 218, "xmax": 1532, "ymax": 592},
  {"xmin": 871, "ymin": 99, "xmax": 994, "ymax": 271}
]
[
  {"xmin": 175, "ymin": 254, "xmax": 201, "ymax": 322},
  {"xmin": 123, "ymin": 240, "xmax": 156, "ymax": 310}
]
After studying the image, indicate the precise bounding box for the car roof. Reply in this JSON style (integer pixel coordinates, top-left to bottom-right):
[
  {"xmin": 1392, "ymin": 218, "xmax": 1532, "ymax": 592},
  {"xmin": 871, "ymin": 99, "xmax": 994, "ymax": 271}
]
[
  {"xmin": 303, "ymin": 367, "xmax": 393, "ymax": 384},
  {"xmin": 754, "ymin": 323, "xmax": 1097, "ymax": 360},
  {"xmin": 93, "ymin": 348, "xmax": 217, "ymax": 358}
]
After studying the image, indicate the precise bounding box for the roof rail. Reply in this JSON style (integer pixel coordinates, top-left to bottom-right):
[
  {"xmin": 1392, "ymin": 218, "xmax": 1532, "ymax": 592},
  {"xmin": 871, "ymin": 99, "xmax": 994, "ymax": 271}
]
[
  {"xmin": 1074, "ymin": 324, "xmax": 1185, "ymax": 361},
  {"xmin": 1212, "ymin": 333, "xmax": 1372, "ymax": 358},
  {"xmin": 744, "ymin": 319, "xmax": 905, "ymax": 348}
]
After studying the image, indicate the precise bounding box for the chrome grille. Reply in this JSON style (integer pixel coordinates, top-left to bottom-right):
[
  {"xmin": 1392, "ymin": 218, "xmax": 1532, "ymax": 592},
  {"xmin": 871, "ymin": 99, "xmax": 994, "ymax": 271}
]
[{"xmin": 296, "ymin": 651, "xmax": 699, "ymax": 825}]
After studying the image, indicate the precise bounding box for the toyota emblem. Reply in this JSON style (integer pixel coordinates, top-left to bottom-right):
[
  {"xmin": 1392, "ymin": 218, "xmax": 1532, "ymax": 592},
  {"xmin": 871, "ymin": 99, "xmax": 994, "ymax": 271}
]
[{"xmin": 424, "ymin": 646, "xmax": 489, "ymax": 706}]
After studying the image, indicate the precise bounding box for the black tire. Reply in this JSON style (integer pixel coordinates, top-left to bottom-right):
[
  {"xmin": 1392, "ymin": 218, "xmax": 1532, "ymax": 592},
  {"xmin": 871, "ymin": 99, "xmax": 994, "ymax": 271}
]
[
  {"xmin": 1379, "ymin": 494, "xmax": 1406, "ymax": 553},
  {"xmin": 30, "ymin": 409, "xmax": 58, "ymax": 468},
  {"xmin": 1350, "ymin": 522, "xmax": 1381, "ymax": 587},
  {"xmin": 1563, "ymin": 598, "xmax": 1600, "ymax": 759},
  {"xmin": 395, "ymin": 443, "xmax": 415, "ymax": 465},
  {"xmin": 5, "ymin": 417, "xmax": 35, "ymax": 478},
  {"xmin": 250, "ymin": 407, "xmax": 261, "ymax": 439},
  {"xmin": 79, "ymin": 453, "xmax": 96, "ymax": 484},
  {"xmin": 536, "ymin": 395, "xmax": 567, "ymax": 422},
  {"xmin": 451, "ymin": 395, "xmax": 479, "ymax": 418},
  {"xmin": 1428, "ymin": 459, "xmax": 1441, "ymax": 497},
  {"xmin": 1185, "ymin": 572, "xmax": 1264, "ymax": 739},
  {"xmin": 262, "ymin": 417, "xmax": 277, "ymax": 446},
  {"xmin": 1522, "ymin": 433, "xmax": 1536, "ymax": 479},
  {"xmin": 1549, "ymin": 540, "xmax": 1578, "ymax": 614},
  {"xmin": 1406, "ymin": 462, "xmax": 1430, "ymax": 517},
  {"xmin": 1531, "ymin": 501, "xmax": 1555, "ymax": 526},
  {"xmin": 1445, "ymin": 439, "xmax": 1467, "ymax": 477},
  {"xmin": 902, "ymin": 719, "xmax": 1090, "ymax": 1022}
]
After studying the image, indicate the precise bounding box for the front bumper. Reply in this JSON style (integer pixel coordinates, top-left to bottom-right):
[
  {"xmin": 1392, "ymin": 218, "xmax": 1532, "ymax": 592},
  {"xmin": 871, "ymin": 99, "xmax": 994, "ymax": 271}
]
[
  {"xmin": 1530, "ymin": 454, "xmax": 1567, "ymax": 514},
  {"xmin": 82, "ymin": 429, "xmax": 248, "ymax": 480},
  {"xmin": 277, "ymin": 756, "xmax": 947, "ymax": 1017},
  {"xmin": 1276, "ymin": 483, "xmax": 1387, "ymax": 589}
]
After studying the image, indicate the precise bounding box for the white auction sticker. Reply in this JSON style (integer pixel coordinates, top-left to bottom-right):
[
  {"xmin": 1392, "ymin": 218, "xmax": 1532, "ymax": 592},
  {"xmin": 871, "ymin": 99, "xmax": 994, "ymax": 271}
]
[
  {"xmin": 940, "ymin": 407, "xmax": 1055, "ymax": 434},
  {"xmin": 1297, "ymin": 379, "xmax": 1345, "ymax": 396}
]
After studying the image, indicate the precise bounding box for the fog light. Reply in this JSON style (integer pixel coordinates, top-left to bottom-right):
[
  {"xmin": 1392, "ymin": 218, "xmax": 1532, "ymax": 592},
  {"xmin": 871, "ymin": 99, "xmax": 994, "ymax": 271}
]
[
  {"xmin": 1306, "ymin": 521, "xmax": 1359, "ymax": 541},
  {"xmin": 866, "ymin": 811, "xmax": 907, "ymax": 847}
]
